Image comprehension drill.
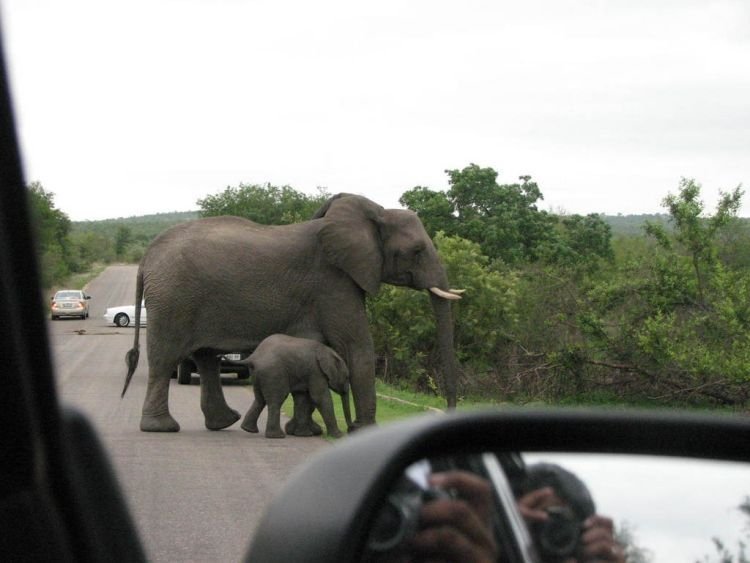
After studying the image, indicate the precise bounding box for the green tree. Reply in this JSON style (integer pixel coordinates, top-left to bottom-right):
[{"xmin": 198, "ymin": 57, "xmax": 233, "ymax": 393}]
[
  {"xmin": 615, "ymin": 521, "xmax": 653, "ymax": 563},
  {"xmin": 114, "ymin": 226, "xmax": 133, "ymax": 260},
  {"xmin": 69, "ymin": 231, "xmax": 115, "ymax": 270},
  {"xmin": 400, "ymin": 164, "xmax": 556, "ymax": 263},
  {"xmin": 197, "ymin": 183, "xmax": 330, "ymax": 224},
  {"xmin": 398, "ymin": 186, "xmax": 456, "ymax": 238},
  {"xmin": 645, "ymin": 178, "xmax": 743, "ymax": 306},
  {"xmin": 26, "ymin": 182, "xmax": 73, "ymax": 286},
  {"xmin": 699, "ymin": 496, "xmax": 750, "ymax": 563},
  {"xmin": 578, "ymin": 179, "xmax": 750, "ymax": 403},
  {"xmin": 538, "ymin": 213, "xmax": 614, "ymax": 273},
  {"xmin": 368, "ymin": 233, "xmax": 518, "ymax": 396}
]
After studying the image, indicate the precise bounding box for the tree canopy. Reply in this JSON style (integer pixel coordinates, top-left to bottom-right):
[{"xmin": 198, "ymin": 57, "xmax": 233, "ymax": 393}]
[
  {"xmin": 27, "ymin": 182, "xmax": 74, "ymax": 286},
  {"xmin": 400, "ymin": 163, "xmax": 612, "ymax": 270},
  {"xmin": 197, "ymin": 183, "xmax": 330, "ymax": 224}
]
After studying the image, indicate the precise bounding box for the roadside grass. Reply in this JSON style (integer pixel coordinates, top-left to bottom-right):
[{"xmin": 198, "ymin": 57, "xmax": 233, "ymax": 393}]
[
  {"xmin": 47, "ymin": 262, "xmax": 108, "ymax": 296},
  {"xmin": 280, "ymin": 380, "xmax": 452, "ymax": 441},
  {"xmin": 278, "ymin": 380, "xmax": 742, "ymax": 442}
]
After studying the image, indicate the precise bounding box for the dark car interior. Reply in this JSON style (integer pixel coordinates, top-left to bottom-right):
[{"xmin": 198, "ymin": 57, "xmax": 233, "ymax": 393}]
[{"xmin": 0, "ymin": 25, "xmax": 146, "ymax": 562}]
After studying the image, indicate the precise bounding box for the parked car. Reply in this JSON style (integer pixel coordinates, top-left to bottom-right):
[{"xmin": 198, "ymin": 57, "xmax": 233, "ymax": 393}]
[
  {"xmin": 103, "ymin": 301, "xmax": 147, "ymax": 327},
  {"xmin": 50, "ymin": 289, "xmax": 91, "ymax": 320},
  {"xmin": 175, "ymin": 353, "xmax": 251, "ymax": 384},
  {"xmin": 102, "ymin": 301, "xmax": 249, "ymax": 380},
  {"xmin": 101, "ymin": 303, "xmax": 249, "ymax": 380}
]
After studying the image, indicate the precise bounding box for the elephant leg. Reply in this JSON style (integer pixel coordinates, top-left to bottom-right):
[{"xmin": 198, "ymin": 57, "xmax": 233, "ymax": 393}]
[
  {"xmin": 194, "ymin": 350, "xmax": 241, "ymax": 430},
  {"xmin": 285, "ymin": 392, "xmax": 322, "ymax": 437},
  {"xmin": 310, "ymin": 378, "xmax": 343, "ymax": 439},
  {"xmin": 241, "ymin": 385, "xmax": 265, "ymax": 433},
  {"xmin": 264, "ymin": 399, "xmax": 286, "ymax": 439},
  {"xmin": 321, "ymin": 301, "xmax": 377, "ymax": 429},
  {"xmin": 141, "ymin": 361, "xmax": 180, "ymax": 432},
  {"xmin": 344, "ymin": 335, "xmax": 377, "ymax": 429}
]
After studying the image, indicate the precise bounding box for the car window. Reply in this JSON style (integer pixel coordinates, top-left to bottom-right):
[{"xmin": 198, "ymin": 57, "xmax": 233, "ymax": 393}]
[
  {"xmin": 2, "ymin": 2, "xmax": 747, "ymax": 562},
  {"xmin": 55, "ymin": 291, "xmax": 81, "ymax": 299}
]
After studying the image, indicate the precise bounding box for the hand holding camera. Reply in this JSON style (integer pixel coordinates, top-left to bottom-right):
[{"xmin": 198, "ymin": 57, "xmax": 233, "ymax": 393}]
[
  {"xmin": 516, "ymin": 468, "xmax": 624, "ymax": 563},
  {"xmin": 366, "ymin": 467, "xmax": 498, "ymax": 563}
]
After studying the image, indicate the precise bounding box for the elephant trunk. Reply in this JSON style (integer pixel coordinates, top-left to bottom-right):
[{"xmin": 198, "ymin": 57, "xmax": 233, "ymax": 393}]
[
  {"xmin": 430, "ymin": 290, "xmax": 459, "ymax": 409},
  {"xmin": 341, "ymin": 389, "xmax": 354, "ymax": 432}
]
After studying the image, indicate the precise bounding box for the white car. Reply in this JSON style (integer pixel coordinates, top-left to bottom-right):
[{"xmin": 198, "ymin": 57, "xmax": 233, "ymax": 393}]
[{"xmin": 103, "ymin": 301, "xmax": 147, "ymax": 327}]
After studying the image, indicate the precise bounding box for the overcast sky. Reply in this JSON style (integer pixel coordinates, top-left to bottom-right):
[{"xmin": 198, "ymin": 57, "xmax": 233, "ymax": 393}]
[{"xmin": 2, "ymin": 1, "xmax": 748, "ymax": 221}]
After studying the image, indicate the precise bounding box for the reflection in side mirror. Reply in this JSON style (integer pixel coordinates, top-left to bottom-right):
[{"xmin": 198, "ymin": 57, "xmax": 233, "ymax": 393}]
[
  {"xmin": 367, "ymin": 452, "xmax": 748, "ymax": 563},
  {"xmin": 522, "ymin": 453, "xmax": 748, "ymax": 562}
]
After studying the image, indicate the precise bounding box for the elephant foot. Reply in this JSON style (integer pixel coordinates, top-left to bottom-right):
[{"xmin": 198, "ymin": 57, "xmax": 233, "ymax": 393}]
[
  {"xmin": 205, "ymin": 408, "xmax": 241, "ymax": 431},
  {"xmin": 265, "ymin": 428, "xmax": 286, "ymax": 439},
  {"xmin": 327, "ymin": 428, "xmax": 344, "ymax": 439},
  {"xmin": 140, "ymin": 412, "xmax": 180, "ymax": 432},
  {"xmin": 348, "ymin": 420, "xmax": 373, "ymax": 433},
  {"xmin": 241, "ymin": 419, "xmax": 259, "ymax": 433},
  {"xmin": 285, "ymin": 419, "xmax": 323, "ymax": 437}
]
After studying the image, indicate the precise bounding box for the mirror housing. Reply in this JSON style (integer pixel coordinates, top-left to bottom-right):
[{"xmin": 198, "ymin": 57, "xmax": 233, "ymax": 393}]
[{"xmin": 244, "ymin": 409, "xmax": 750, "ymax": 562}]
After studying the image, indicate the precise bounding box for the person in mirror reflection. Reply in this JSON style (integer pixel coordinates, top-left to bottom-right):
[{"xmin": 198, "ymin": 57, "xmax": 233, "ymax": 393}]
[
  {"xmin": 516, "ymin": 463, "xmax": 625, "ymax": 563},
  {"xmin": 373, "ymin": 470, "xmax": 499, "ymax": 563},
  {"xmin": 409, "ymin": 471, "xmax": 499, "ymax": 562}
]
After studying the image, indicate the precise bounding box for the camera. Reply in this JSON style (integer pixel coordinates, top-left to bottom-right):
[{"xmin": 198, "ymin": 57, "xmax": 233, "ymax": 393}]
[
  {"xmin": 366, "ymin": 482, "xmax": 452, "ymax": 553},
  {"xmin": 529, "ymin": 505, "xmax": 583, "ymax": 561}
]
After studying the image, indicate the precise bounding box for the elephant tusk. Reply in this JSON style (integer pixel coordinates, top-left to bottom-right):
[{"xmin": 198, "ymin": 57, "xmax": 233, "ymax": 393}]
[
  {"xmin": 449, "ymin": 289, "xmax": 466, "ymax": 295},
  {"xmin": 429, "ymin": 287, "xmax": 462, "ymax": 300}
]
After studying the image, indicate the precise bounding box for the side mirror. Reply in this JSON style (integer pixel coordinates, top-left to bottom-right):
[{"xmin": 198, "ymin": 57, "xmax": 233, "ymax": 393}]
[{"xmin": 244, "ymin": 410, "xmax": 750, "ymax": 562}]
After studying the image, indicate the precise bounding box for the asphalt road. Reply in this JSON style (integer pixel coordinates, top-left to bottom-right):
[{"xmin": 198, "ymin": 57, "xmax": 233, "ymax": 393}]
[{"xmin": 48, "ymin": 264, "xmax": 330, "ymax": 562}]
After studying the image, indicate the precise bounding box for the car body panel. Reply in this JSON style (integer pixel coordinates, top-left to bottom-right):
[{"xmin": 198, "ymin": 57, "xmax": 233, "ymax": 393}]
[
  {"xmin": 175, "ymin": 354, "xmax": 251, "ymax": 384},
  {"xmin": 103, "ymin": 301, "xmax": 147, "ymax": 327}
]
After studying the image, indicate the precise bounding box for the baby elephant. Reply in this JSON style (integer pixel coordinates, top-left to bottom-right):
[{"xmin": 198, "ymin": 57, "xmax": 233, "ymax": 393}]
[{"xmin": 239, "ymin": 334, "xmax": 353, "ymax": 438}]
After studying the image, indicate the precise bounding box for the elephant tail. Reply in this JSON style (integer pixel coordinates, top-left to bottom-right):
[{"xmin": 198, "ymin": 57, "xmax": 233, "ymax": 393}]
[
  {"xmin": 121, "ymin": 265, "xmax": 144, "ymax": 398},
  {"xmin": 121, "ymin": 347, "xmax": 140, "ymax": 398},
  {"xmin": 341, "ymin": 389, "xmax": 354, "ymax": 432}
]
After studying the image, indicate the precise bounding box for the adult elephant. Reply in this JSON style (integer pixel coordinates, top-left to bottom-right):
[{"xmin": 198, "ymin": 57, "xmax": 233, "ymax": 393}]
[{"xmin": 121, "ymin": 193, "xmax": 462, "ymax": 432}]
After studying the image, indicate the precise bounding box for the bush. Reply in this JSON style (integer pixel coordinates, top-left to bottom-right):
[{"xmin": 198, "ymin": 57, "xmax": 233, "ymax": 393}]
[{"xmin": 368, "ymin": 233, "xmax": 518, "ymax": 396}]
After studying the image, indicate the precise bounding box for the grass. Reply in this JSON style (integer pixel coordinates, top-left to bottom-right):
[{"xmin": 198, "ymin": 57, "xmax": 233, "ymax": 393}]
[
  {"xmin": 278, "ymin": 379, "xmax": 524, "ymax": 441},
  {"xmin": 47, "ymin": 262, "xmax": 108, "ymax": 295},
  {"xmin": 279, "ymin": 379, "xmax": 447, "ymax": 440},
  {"xmin": 280, "ymin": 380, "xmax": 746, "ymax": 441}
]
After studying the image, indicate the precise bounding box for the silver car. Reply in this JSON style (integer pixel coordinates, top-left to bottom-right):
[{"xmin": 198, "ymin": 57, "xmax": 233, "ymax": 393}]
[{"xmin": 50, "ymin": 289, "xmax": 91, "ymax": 320}]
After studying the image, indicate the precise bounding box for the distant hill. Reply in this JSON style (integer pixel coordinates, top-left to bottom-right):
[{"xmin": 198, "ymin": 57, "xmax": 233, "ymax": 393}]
[
  {"xmin": 74, "ymin": 210, "xmax": 673, "ymax": 239},
  {"xmin": 72, "ymin": 210, "xmax": 200, "ymax": 239},
  {"xmin": 72, "ymin": 210, "xmax": 742, "ymax": 241},
  {"xmin": 601, "ymin": 214, "xmax": 671, "ymax": 237}
]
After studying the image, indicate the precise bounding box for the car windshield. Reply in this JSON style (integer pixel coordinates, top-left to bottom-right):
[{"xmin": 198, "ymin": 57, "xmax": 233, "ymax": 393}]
[
  {"xmin": 55, "ymin": 291, "xmax": 81, "ymax": 300},
  {"xmin": 3, "ymin": 1, "xmax": 748, "ymax": 562}
]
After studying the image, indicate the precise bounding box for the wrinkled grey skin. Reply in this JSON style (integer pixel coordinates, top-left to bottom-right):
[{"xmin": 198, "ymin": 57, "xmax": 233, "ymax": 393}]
[
  {"xmin": 122, "ymin": 193, "xmax": 460, "ymax": 433},
  {"xmin": 239, "ymin": 334, "xmax": 352, "ymax": 439}
]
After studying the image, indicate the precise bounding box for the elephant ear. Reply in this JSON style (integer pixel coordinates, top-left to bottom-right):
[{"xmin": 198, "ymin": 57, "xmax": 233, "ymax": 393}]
[
  {"xmin": 316, "ymin": 194, "xmax": 385, "ymax": 296},
  {"xmin": 316, "ymin": 346, "xmax": 349, "ymax": 392}
]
